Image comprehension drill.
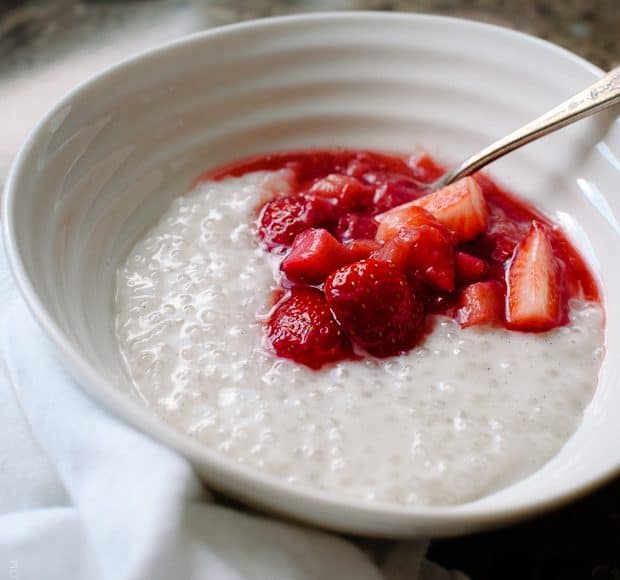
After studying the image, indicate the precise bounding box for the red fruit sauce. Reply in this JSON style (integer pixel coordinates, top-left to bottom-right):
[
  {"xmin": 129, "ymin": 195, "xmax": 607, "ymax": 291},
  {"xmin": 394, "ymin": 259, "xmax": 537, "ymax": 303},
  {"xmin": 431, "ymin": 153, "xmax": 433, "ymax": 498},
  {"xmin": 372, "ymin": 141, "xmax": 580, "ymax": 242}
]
[{"xmin": 199, "ymin": 150, "xmax": 600, "ymax": 369}]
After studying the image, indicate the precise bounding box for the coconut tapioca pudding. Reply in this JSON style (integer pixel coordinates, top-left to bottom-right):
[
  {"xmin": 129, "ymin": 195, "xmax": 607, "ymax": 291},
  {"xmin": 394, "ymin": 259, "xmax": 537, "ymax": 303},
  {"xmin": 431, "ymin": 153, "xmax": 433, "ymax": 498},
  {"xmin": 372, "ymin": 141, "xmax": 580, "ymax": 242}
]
[{"xmin": 115, "ymin": 150, "xmax": 604, "ymax": 506}]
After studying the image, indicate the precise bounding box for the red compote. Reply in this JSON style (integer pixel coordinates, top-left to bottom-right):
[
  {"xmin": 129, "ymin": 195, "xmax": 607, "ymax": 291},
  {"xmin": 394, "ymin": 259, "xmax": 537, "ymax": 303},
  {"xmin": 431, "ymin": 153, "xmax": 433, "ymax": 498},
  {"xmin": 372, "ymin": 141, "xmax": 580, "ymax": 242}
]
[{"xmin": 201, "ymin": 150, "xmax": 600, "ymax": 369}]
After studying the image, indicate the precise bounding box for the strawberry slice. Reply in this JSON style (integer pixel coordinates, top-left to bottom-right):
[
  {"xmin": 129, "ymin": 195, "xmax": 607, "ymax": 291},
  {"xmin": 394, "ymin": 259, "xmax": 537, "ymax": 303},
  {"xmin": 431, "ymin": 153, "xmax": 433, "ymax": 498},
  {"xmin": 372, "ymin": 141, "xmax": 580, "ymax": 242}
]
[
  {"xmin": 372, "ymin": 226, "xmax": 455, "ymax": 292},
  {"xmin": 374, "ymin": 205, "xmax": 447, "ymax": 243},
  {"xmin": 456, "ymin": 281, "xmax": 505, "ymax": 328},
  {"xmin": 282, "ymin": 228, "xmax": 354, "ymax": 285},
  {"xmin": 266, "ymin": 287, "xmax": 352, "ymax": 369},
  {"xmin": 505, "ymin": 221, "xmax": 562, "ymax": 331},
  {"xmin": 324, "ymin": 259, "xmax": 424, "ymax": 357},
  {"xmin": 411, "ymin": 177, "xmax": 488, "ymax": 242},
  {"xmin": 309, "ymin": 173, "xmax": 374, "ymax": 211},
  {"xmin": 344, "ymin": 239, "xmax": 382, "ymax": 261},
  {"xmin": 258, "ymin": 195, "xmax": 334, "ymax": 249},
  {"xmin": 455, "ymin": 251, "xmax": 487, "ymax": 284}
]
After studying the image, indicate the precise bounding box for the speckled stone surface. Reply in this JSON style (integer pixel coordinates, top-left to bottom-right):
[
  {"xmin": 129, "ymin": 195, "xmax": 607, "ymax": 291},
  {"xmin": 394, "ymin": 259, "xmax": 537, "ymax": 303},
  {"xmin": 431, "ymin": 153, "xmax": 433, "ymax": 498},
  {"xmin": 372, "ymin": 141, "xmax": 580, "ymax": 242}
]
[
  {"xmin": 1, "ymin": 0, "xmax": 618, "ymax": 70},
  {"xmin": 0, "ymin": 0, "xmax": 618, "ymax": 180},
  {"xmin": 0, "ymin": 2, "xmax": 619, "ymax": 579}
]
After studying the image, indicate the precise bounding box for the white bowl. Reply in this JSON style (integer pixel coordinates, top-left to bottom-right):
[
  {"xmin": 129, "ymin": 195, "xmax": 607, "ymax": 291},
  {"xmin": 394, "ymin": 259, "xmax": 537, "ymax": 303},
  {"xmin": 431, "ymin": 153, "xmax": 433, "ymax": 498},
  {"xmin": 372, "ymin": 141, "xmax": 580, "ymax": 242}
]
[{"xmin": 4, "ymin": 12, "xmax": 620, "ymax": 538}]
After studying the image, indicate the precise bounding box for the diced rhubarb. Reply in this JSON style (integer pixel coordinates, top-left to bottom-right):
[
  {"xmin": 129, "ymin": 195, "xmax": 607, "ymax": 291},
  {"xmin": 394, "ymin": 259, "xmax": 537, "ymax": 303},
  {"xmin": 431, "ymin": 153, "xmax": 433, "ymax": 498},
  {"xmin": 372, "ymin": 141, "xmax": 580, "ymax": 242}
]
[
  {"xmin": 281, "ymin": 228, "xmax": 353, "ymax": 285},
  {"xmin": 455, "ymin": 252, "xmax": 487, "ymax": 284},
  {"xmin": 345, "ymin": 239, "xmax": 382, "ymax": 261},
  {"xmin": 375, "ymin": 205, "xmax": 446, "ymax": 243},
  {"xmin": 411, "ymin": 177, "xmax": 488, "ymax": 242},
  {"xmin": 372, "ymin": 226, "xmax": 455, "ymax": 292},
  {"xmin": 456, "ymin": 281, "xmax": 505, "ymax": 328},
  {"xmin": 505, "ymin": 222, "xmax": 562, "ymax": 331},
  {"xmin": 309, "ymin": 173, "xmax": 374, "ymax": 211}
]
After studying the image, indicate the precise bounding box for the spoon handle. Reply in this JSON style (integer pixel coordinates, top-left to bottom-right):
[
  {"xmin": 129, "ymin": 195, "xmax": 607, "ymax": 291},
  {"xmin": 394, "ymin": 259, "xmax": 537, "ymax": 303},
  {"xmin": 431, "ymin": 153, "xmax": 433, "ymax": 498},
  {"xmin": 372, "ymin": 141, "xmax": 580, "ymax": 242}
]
[{"xmin": 438, "ymin": 67, "xmax": 620, "ymax": 188}]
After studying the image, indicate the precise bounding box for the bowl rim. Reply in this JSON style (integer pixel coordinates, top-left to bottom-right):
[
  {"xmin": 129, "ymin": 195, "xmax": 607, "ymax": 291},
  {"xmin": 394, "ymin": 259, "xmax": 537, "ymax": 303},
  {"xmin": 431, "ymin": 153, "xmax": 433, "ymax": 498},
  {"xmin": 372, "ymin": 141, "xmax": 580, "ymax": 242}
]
[{"xmin": 2, "ymin": 10, "xmax": 616, "ymax": 533}]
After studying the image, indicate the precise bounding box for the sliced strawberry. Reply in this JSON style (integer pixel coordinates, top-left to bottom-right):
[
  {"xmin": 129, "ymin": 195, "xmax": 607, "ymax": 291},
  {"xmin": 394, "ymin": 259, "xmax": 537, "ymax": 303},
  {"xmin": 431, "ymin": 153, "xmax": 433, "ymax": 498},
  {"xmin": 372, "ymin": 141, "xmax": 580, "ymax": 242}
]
[
  {"xmin": 344, "ymin": 239, "xmax": 382, "ymax": 261},
  {"xmin": 456, "ymin": 281, "xmax": 505, "ymax": 328},
  {"xmin": 266, "ymin": 287, "xmax": 352, "ymax": 369},
  {"xmin": 372, "ymin": 226, "xmax": 455, "ymax": 292},
  {"xmin": 411, "ymin": 177, "xmax": 488, "ymax": 242},
  {"xmin": 335, "ymin": 213, "xmax": 378, "ymax": 242},
  {"xmin": 281, "ymin": 228, "xmax": 353, "ymax": 285},
  {"xmin": 374, "ymin": 204, "xmax": 446, "ymax": 243},
  {"xmin": 324, "ymin": 259, "xmax": 424, "ymax": 357},
  {"xmin": 258, "ymin": 195, "xmax": 334, "ymax": 249},
  {"xmin": 505, "ymin": 221, "xmax": 562, "ymax": 331},
  {"xmin": 455, "ymin": 251, "xmax": 487, "ymax": 284},
  {"xmin": 309, "ymin": 173, "xmax": 374, "ymax": 211}
]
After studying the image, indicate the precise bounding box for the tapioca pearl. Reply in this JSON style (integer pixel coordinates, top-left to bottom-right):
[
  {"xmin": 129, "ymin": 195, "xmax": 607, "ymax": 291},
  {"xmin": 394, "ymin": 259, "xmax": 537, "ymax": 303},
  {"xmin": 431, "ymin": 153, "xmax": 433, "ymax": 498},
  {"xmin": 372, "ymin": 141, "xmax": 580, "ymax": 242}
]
[
  {"xmin": 434, "ymin": 380, "xmax": 456, "ymax": 393},
  {"xmin": 160, "ymin": 303, "xmax": 177, "ymax": 317},
  {"xmin": 158, "ymin": 391, "xmax": 184, "ymax": 412},
  {"xmin": 203, "ymin": 343, "xmax": 225, "ymax": 361},
  {"xmin": 198, "ymin": 308, "xmax": 219, "ymax": 324},
  {"xmin": 184, "ymin": 324, "xmax": 208, "ymax": 343},
  {"xmin": 452, "ymin": 412, "xmax": 468, "ymax": 432}
]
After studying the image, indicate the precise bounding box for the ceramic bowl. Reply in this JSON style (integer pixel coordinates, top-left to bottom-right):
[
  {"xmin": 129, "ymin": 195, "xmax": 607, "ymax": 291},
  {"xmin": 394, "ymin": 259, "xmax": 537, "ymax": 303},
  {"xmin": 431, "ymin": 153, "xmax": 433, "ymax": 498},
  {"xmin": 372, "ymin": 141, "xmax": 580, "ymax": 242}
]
[{"xmin": 4, "ymin": 12, "xmax": 620, "ymax": 537}]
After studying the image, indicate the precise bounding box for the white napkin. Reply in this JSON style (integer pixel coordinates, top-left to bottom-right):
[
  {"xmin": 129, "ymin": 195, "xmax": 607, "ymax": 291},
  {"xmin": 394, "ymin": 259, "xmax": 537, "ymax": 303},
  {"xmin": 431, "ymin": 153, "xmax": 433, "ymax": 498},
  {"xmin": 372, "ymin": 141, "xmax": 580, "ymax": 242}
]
[{"xmin": 0, "ymin": 235, "xmax": 467, "ymax": 580}]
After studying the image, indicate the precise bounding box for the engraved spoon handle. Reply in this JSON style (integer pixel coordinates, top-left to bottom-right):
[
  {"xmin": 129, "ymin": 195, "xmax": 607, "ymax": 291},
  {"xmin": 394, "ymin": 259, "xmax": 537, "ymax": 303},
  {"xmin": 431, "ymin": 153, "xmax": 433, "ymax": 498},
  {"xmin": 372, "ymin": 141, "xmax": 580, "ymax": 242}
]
[{"xmin": 431, "ymin": 67, "xmax": 620, "ymax": 190}]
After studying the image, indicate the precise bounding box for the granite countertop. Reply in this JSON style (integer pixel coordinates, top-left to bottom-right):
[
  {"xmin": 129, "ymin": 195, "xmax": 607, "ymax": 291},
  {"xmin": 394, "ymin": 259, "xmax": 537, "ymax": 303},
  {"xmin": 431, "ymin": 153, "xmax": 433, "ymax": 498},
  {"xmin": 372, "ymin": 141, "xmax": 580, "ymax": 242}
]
[{"xmin": 1, "ymin": 2, "xmax": 619, "ymax": 579}]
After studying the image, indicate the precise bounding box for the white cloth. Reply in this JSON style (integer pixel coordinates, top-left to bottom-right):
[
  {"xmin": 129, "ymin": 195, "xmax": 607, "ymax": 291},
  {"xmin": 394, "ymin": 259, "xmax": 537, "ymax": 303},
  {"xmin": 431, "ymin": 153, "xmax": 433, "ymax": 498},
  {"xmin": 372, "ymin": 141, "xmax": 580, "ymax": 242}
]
[{"xmin": 0, "ymin": 238, "xmax": 467, "ymax": 579}]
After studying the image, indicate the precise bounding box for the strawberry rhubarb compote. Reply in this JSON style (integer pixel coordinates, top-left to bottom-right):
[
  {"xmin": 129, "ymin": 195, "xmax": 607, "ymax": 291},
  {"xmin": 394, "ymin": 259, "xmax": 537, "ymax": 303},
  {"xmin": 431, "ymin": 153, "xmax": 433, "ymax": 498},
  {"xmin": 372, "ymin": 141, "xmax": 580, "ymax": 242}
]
[{"xmin": 115, "ymin": 150, "xmax": 604, "ymax": 506}]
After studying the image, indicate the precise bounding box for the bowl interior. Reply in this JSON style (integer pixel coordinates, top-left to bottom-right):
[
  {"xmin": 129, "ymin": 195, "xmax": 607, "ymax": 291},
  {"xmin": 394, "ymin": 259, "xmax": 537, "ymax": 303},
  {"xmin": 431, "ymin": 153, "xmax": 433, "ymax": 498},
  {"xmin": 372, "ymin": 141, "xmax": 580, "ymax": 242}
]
[{"xmin": 5, "ymin": 13, "xmax": 620, "ymax": 536}]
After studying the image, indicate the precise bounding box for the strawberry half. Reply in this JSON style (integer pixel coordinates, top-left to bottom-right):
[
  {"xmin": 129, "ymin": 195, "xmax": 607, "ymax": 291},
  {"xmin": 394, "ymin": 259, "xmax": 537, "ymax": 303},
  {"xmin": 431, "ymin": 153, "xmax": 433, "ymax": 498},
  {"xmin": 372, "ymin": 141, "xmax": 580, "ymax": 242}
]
[
  {"xmin": 372, "ymin": 226, "xmax": 455, "ymax": 292},
  {"xmin": 324, "ymin": 259, "xmax": 424, "ymax": 357},
  {"xmin": 411, "ymin": 177, "xmax": 488, "ymax": 242},
  {"xmin": 281, "ymin": 228, "xmax": 354, "ymax": 285},
  {"xmin": 374, "ymin": 204, "xmax": 445, "ymax": 243},
  {"xmin": 505, "ymin": 221, "xmax": 562, "ymax": 331},
  {"xmin": 456, "ymin": 281, "xmax": 505, "ymax": 328},
  {"xmin": 258, "ymin": 195, "xmax": 334, "ymax": 249},
  {"xmin": 266, "ymin": 287, "xmax": 352, "ymax": 369}
]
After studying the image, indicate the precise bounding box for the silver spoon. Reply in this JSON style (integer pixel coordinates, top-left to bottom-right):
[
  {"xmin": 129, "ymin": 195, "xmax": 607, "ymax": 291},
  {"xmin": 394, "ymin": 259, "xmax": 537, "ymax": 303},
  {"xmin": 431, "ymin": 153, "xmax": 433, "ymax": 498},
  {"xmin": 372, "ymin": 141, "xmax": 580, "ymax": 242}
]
[{"xmin": 420, "ymin": 67, "xmax": 620, "ymax": 193}]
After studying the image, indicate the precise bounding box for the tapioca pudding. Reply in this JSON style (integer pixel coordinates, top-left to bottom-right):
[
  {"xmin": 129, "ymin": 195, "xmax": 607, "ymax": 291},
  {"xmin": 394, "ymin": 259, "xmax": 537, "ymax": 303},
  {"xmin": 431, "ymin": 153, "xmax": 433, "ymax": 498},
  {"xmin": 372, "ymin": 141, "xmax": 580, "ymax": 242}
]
[{"xmin": 115, "ymin": 150, "xmax": 604, "ymax": 506}]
